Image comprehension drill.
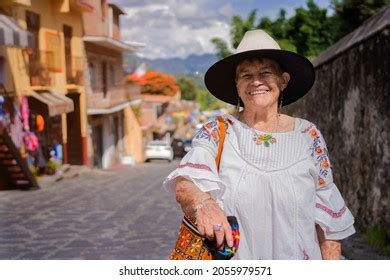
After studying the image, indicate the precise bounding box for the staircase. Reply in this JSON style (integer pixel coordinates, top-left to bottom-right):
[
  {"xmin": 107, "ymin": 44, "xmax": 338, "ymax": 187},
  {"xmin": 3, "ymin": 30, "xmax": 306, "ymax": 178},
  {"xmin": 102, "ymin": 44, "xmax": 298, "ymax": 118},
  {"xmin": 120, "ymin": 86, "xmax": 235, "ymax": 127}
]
[{"xmin": 0, "ymin": 126, "xmax": 39, "ymax": 190}]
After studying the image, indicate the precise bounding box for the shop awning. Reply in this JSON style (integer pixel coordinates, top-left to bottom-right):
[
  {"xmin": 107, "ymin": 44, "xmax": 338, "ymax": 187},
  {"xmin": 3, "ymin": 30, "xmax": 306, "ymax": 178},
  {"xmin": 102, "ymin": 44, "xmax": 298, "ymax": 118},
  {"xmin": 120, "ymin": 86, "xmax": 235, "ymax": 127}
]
[
  {"xmin": 29, "ymin": 91, "xmax": 74, "ymax": 117},
  {"xmin": 0, "ymin": 14, "xmax": 33, "ymax": 48}
]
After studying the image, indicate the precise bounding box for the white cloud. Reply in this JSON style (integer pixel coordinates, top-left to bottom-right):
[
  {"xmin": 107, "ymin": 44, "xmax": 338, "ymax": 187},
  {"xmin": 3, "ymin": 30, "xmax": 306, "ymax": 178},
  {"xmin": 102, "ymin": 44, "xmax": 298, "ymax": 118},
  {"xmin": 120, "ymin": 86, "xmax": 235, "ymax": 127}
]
[{"xmin": 119, "ymin": 1, "xmax": 231, "ymax": 59}]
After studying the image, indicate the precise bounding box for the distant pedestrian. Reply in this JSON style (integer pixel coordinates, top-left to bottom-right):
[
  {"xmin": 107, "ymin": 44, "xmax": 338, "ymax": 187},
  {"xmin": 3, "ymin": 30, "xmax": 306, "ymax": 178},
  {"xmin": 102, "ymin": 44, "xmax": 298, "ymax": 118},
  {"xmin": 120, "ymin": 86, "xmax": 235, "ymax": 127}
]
[{"xmin": 164, "ymin": 30, "xmax": 355, "ymax": 259}]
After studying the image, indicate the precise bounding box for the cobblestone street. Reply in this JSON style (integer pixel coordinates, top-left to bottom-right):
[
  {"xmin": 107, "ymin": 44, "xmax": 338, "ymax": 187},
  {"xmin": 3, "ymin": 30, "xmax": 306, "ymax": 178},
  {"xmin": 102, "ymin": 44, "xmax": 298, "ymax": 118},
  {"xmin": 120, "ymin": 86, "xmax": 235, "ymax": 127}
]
[
  {"xmin": 0, "ymin": 160, "xmax": 182, "ymax": 260},
  {"xmin": 0, "ymin": 160, "xmax": 387, "ymax": 260}
]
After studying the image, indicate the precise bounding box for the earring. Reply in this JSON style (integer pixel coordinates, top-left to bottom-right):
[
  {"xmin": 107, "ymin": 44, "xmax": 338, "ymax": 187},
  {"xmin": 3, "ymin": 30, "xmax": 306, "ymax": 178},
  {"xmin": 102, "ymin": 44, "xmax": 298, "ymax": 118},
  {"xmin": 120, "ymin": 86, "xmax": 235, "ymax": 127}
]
[{"xmin": 236, "ymin": 95, "xmax": 241, "ymax": 113}]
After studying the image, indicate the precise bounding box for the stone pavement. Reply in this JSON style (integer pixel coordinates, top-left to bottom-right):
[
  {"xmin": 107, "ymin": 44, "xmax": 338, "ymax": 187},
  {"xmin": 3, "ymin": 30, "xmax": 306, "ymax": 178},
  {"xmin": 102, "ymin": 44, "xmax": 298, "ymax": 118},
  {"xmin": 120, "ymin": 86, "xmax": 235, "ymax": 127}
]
[
  {"xmin": 0, "ymin": 160, "xmax": 183, "ymax": 259},
  {"xmin": 0, "ymin": 160, "xmax": 387, "ymax": 260}
]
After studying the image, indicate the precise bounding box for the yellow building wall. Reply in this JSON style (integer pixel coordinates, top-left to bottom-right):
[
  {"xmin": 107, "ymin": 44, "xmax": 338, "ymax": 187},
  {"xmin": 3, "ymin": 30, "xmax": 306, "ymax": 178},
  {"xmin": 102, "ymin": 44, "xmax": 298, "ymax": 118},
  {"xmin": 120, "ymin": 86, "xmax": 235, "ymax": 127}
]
[
  {"xmin": 12, "ymin": 0, "xmax": 85, "ymax": 94},
  {"xmin": 0, "ymin": 46, "xmax": 30, "ymax": 96},
  {"xmin": 2, "ymin": 0, "xmax": 89, "ymax": 164}
]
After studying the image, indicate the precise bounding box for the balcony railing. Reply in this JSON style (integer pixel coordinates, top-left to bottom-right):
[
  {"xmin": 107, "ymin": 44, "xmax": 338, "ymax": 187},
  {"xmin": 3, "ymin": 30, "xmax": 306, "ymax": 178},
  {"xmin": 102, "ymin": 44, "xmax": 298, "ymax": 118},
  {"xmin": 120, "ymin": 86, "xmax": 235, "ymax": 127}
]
[
  {"xmin": 87, "ymin": 84, "xmax": 141, "ymax": 110},
  {"xmin": 66, "ymin": 56, "xmax": 84, "ymax": 85},
  {"xmin": 28, "ymin": 51, "xmax": 55, "ymax": 87}
]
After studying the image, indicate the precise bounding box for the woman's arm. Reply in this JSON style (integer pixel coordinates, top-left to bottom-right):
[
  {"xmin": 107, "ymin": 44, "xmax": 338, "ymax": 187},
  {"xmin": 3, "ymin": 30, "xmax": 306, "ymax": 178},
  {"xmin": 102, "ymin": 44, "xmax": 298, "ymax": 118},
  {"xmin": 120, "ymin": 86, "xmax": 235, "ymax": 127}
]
[
  {"xmin": 316, "ymin": 224, "xmax": 341, "ymax": 260},
  {"xmin": 175, "ymin": 176, "xmax": 233, "ymax": 248}
]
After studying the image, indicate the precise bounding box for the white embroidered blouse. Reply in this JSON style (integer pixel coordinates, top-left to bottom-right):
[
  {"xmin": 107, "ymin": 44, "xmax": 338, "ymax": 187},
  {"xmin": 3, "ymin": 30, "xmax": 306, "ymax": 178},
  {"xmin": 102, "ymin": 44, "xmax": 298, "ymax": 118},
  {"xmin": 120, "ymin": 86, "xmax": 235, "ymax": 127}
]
[{"xmin": 163, "ymin": 114, "xmax": 355, "ymax": 260}]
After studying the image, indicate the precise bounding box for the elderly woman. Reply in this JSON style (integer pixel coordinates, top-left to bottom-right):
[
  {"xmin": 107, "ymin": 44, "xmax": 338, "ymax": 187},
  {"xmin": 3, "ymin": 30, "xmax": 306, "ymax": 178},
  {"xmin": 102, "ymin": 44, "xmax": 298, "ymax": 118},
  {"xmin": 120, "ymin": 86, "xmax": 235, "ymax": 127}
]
[{"xmin": 163, "ymin": 30, "xmax": 355, "ymax": 260}]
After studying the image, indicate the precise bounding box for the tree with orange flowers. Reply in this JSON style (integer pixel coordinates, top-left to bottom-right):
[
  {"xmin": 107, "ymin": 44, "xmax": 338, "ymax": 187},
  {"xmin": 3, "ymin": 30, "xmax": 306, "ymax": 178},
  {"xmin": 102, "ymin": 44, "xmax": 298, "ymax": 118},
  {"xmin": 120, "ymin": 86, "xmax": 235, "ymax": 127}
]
[{"xmin": 127, "ymin": 71, "xmax": 179, "ymax": 97}]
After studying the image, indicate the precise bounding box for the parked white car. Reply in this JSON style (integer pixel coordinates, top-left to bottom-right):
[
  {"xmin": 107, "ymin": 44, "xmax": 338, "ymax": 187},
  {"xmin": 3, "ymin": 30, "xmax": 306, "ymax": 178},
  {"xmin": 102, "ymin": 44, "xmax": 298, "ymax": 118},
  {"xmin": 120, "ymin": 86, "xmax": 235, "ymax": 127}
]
[{"xmin": 145, "ymin": 140, "xmax": 174, "ymax": 162}]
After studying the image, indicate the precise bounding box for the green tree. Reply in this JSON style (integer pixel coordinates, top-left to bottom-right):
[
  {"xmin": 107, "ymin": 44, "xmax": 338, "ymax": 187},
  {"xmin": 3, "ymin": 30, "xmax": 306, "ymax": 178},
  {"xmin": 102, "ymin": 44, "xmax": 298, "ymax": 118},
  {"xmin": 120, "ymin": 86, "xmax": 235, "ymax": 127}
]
[
  {"xmin": 286, "ymin": 0, "xmax": 334, "ymax": 57},
  {"xmin": 196, "ymin": 89, "xmax": 224, "ymax": 111},
  {"xmin": 258, "ymin": 9, "xmax": 297, "ymax": 52},
  {"xmin": 211, "ymin": 38, "xmax": 232, "ymax": 60},
  {"xmin": 177, "ymin": 77, "xmax": 197, "ymax": 101},
  {"xmin": 210, "ymin": 0, "xmax": 389, "ymax": 60},
  {"xmin": 332, "ymin": 0, "xmax": 390, "ymax": 40}
]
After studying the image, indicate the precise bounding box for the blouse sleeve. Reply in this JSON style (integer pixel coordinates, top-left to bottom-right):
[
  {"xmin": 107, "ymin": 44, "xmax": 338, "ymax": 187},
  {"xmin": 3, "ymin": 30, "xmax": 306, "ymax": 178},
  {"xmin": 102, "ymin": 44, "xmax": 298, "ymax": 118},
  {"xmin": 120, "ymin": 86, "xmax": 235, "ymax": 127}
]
[
  {"xmin": 162, "ymin": 118, "xmax": 226, "ymax": 201},
  {"xmin": 306, "ymin": 124, "xmax": 356, "ymax": 240}
]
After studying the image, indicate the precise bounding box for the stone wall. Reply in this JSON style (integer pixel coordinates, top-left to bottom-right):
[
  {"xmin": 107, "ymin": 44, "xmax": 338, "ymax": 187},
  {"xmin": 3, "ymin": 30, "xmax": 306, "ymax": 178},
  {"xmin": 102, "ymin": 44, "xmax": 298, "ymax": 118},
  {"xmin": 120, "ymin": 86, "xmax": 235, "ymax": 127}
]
[{"xmin": 285, "ymin": 29, "xmax": 389, "ymax": 234}]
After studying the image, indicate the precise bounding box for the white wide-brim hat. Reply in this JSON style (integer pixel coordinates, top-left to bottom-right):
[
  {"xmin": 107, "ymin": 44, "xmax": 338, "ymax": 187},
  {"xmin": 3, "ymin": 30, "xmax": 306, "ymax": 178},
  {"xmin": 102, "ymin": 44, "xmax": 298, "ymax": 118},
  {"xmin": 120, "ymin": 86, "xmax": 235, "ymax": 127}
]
[{"xmin": 204, "ymin": 29, "xmax": 315, "ymax": 106}]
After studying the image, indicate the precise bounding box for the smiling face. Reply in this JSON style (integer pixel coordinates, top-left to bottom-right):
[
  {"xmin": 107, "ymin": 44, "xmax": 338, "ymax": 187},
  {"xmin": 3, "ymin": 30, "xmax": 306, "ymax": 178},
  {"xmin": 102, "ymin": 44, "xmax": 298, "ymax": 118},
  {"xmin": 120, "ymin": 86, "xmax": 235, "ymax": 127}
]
[{"xmin": 235, "ymin": 58, "xmax": 290, "ymax": 111}]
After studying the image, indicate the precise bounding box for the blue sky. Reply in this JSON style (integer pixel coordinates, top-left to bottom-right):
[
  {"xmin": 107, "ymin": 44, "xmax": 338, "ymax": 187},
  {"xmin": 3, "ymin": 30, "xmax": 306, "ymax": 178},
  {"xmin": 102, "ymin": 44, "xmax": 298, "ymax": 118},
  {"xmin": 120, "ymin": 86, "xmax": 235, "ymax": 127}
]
[{"xmin": 110, "ymin": 0, "xmax": 333, "ymax": 59}]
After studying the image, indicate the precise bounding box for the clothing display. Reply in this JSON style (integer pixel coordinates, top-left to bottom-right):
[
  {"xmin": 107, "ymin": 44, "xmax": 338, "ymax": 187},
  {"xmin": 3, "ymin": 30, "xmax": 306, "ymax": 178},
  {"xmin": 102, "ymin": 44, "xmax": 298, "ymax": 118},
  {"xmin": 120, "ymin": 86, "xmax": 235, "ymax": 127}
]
[{"xmin": 163, "ymin": 114, "xmax": 355, "ymax": 260}]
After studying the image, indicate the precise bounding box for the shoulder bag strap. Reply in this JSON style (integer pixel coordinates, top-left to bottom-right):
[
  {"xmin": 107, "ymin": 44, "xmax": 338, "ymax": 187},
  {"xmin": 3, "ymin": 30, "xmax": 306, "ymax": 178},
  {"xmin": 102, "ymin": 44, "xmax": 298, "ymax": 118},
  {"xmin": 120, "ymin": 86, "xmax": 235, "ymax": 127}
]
[{"xmin": 215, "ymin": 116, "xmax": 227, "ymax": 172}]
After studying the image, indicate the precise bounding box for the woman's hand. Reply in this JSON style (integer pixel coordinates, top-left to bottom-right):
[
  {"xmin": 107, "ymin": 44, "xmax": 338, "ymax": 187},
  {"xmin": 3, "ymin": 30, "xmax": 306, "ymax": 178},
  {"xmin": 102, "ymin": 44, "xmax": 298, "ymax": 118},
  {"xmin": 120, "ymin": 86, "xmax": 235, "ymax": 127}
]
[
  {"xmin": 175, "ymin": 176, "xmax": 233, "ymax": 248},
  {"xmin": 195, "ymin": 197, "xmax": 234, "ymax": 248}
]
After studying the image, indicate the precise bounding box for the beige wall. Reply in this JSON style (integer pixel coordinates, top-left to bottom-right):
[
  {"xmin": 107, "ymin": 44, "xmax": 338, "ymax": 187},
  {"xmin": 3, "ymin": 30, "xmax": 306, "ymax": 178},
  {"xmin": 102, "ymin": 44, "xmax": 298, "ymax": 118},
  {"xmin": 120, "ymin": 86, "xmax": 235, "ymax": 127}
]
[
  {"xmin": 82, "ymin": 0, "xmax": 108, "ymax": 37},
  {"xmin": 124, "ymin": 106, "xmax": 143, "ymax": 162}
]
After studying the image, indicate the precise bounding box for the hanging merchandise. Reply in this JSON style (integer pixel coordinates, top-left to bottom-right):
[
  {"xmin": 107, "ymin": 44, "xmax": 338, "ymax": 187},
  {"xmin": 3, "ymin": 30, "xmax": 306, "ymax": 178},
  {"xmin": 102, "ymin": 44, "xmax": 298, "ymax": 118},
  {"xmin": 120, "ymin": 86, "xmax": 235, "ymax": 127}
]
[
  {"xmin": 9, "ymin": 115, "xmax": 24, "ymax": 148},
  {"xmin": 0, "ymin": 96, "xmax": 5, "ymax": 122},
  {"xmin": 53, "ymin": 143, "xmax": 63, "ymax": 162},
  {"xmin": 36, "ymin": 114, "xmax": 45, "ymax": 132},
  {"xmin": 8, "ymin": 100, "xmax": 24, "ymax": 148},
  {"xmin": 24, "ymin": 131, "xmax": 39, "ymax": 152},
  {"xmin": 20, "ymin": 96, "xmax": 30, "ymax": 131}
]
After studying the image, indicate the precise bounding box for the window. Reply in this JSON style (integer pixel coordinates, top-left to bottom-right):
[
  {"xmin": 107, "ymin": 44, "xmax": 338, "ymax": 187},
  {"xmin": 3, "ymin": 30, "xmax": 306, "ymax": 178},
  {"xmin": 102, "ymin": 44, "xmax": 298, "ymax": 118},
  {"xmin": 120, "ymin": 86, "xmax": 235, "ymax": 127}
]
[
  {"xmin": 102, "ymin": 61, "xmax": 107, "ymax": 97},
  {"xmin": 89, "ymin": 62, "xmax": 97, "ymax": 91},
  {"xmin": 63, "ymin": 25, "xmax": 72, "ymax": 83},
  {"xmin": 26, "ymin": 11, "xmax": 39, "ymax": 52}
]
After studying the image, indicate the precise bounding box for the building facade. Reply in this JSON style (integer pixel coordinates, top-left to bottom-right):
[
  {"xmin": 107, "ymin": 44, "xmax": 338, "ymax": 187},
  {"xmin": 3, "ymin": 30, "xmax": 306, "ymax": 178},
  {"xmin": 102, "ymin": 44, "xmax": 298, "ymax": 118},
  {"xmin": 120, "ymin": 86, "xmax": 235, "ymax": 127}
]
[
  {"xmin": 82, "ymin": 1, "xmax": 143, "ymax": 168},
  {"xmin": 0, "ymin": 0, "xmax": 93, "ymax": 170}
]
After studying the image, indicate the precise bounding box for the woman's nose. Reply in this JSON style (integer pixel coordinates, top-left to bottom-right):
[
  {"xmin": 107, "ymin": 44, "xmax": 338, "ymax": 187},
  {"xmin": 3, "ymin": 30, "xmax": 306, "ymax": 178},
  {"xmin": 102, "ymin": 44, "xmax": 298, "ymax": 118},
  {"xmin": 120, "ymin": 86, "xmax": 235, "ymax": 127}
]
[{"xmin": 252, "ymin": 78, "xmax": 263, "ymax": 86}]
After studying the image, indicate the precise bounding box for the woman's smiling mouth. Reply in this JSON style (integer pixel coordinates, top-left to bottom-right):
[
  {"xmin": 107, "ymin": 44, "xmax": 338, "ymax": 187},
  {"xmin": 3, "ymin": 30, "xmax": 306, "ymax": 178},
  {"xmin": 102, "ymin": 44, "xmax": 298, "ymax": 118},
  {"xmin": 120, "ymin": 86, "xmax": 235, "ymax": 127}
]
[{"xmin": 248, "ymin": 89, "xmax": 269, "ymax": 95}]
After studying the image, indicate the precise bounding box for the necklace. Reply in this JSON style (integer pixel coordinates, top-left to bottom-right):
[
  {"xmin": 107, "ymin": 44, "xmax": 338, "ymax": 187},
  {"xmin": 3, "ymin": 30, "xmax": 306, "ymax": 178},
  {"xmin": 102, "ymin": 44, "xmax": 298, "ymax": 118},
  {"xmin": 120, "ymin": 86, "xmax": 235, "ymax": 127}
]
[{"xmin": 238, "ymin": 113, "xmax": 279, "ymax": 147}]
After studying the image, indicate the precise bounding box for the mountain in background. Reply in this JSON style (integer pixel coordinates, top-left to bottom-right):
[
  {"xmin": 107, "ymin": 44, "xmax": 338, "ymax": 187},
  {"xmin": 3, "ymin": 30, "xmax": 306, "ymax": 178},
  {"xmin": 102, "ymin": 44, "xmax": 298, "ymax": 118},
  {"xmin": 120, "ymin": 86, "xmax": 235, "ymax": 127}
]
[{"xmin": 124, "ymin": 53, "xmax": 218, "ymax": 75}]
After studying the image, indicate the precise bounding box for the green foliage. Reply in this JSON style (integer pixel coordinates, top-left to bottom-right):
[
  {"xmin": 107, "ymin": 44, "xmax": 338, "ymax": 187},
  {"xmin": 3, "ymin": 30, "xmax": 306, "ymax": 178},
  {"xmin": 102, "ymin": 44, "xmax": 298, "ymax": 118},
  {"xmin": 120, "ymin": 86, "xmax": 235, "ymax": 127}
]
[
  {"xmin": 364, "ymin": 226, "xmax": 390, "ymax": 256},
  {"xmin": 46, "ymin": 160, "xmax": 60, "ymax": 175},
  {"xmin": 211, "ymin": 37, "xmax": 232, "ymax": 60},
  {"xmin": 287, "ymin": 0, "xmax": 335, "ymax": 57},
  {"xmin": 177, "ymin": 77, "xmax": 198, "ymax": 101},
  {"xmin": 332, "ymin": 0, "xmax": 390, "ymax": 40},
  {"xmin": 196, "ymin": 89, "xmax": 225, "ymax": 111},
  {"xmin": 211, "ymin": 0, "xmax": 389, "ymax": 59}
]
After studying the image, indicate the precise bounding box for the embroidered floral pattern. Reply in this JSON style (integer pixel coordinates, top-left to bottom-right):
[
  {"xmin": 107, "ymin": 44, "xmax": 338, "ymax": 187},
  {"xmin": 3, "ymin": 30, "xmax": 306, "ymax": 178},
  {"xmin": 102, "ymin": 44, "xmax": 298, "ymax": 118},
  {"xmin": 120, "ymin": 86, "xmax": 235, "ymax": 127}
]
[
  {"xmin": 194, "ymin": 118, "xmax": 228, "ymax": 147},
  {"xmin": 315, "ymin": 203, "xmax": 347, "ymax": 218},
  {"xmin": 303, "ymin": 124, "xmax": 331, "ymax": 187},
  {"xmin": 177, "ymin": 229, "xmax": 192, "ymax": 250},
  {"xmin": 178, "ymin": 162, "xmax": 212, "ymax": 172},
  {"xmin": 189, "ymin": 237, "xmax": 202, "ymax": 254},
  {"xmin": 301, "ymin": 123, "xmax": 314, "ymax": 134},
  {"xmin": 253, "ymin": 133, "xmax": 277, "ymax": 147}
]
